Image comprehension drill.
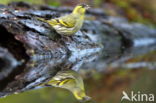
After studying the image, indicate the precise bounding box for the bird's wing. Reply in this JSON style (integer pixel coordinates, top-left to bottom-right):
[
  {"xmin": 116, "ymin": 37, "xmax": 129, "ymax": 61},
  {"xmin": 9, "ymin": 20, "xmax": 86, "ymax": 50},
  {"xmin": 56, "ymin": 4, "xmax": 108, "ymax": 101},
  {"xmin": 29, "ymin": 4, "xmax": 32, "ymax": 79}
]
[
  {"xmin": 58, "ymin": 78, "xmax": 75, "ymax": 86},
  {"xmin": 55, "ymin": 14, "xmax": 77, "ymax": 28},
  {"xmin": 47, "ymin": 77, "xmax": 75, "ymax": 87},
  {"xmin": 37, "ymin": 17, "xmax": 59, "ymax": 26},
  {"xmin": 37, "ymin": 14, "xmax": 77, "ymax": 28}
]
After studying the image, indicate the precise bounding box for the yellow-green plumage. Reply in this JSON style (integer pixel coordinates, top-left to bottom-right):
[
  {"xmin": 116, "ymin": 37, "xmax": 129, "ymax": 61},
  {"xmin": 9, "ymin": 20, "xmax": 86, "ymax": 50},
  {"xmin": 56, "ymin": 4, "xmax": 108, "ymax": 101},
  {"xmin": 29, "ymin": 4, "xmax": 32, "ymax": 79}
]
[
  {"xmin": 44, "ymin": 70, "xmax": 91, "ymax": 101},
  {"xmin": 38, "ymin": 4, "xmax": 89, "ymax": 36}
]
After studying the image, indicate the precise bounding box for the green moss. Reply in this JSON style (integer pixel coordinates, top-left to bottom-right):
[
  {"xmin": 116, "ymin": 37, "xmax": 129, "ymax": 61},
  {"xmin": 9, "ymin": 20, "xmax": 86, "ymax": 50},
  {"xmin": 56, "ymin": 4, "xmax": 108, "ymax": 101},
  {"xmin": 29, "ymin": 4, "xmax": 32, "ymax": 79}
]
[
  {"xmin": 93, "ymin": 0, "xmax": 103, "ymax": 7},
  {"xmin": 0, "ymin": 0, "xmax": 10, "ymax": 4},
  {"xmin": 48, "ymin": 1, "xmax": 60, "ymax": 7}
]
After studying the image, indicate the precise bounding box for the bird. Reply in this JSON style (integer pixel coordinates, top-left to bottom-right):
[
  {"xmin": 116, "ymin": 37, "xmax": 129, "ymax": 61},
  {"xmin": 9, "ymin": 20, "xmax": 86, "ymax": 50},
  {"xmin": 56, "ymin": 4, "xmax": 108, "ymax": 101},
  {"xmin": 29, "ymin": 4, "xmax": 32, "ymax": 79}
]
[
  {"xmin": 38, "ymin": 4, "xmax": 90, "ymax": 36},
  {"xmin": 43, "ymin": 70, "xmax": 91, "ymax": 101}
]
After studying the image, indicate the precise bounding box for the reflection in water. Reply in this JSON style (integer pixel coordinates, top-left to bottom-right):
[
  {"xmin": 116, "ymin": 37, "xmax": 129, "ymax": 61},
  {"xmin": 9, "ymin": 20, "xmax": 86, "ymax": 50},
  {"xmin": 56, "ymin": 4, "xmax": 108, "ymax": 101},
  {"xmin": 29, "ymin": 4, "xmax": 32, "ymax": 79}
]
[
  {"xmin": 41, "ymin": 70, "xmax": 91, "ymax": 102},
  {"xmin": 0, "ymin": 36, "xmax": 156, "ymax": 103},
  {"xmin": 134, "ymin": 38, "xmax": 156, "ymax": 47},
  {"xmin": 0, "ymin": 41, "xmax": 156, "ymax": 103},
  {"xmin": 0, "ymin": 69, "xmax": 156, "ymax": 103},
  {"xmin": 111, "ymin": 62, "xmax": 156, "ymax": 69}
]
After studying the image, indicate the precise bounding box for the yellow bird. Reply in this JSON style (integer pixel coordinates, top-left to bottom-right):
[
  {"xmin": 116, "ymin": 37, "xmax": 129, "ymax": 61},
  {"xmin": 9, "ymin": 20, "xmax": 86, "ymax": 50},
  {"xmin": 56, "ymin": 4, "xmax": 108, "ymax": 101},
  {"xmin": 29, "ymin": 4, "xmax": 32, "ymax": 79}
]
[
  {"xmin": 38, "ymin": 4, "xmax": 90, "ymax": 36},
  {"xmin": 44, "ymin": 70, "xmax": 91, "ymax": 101}
]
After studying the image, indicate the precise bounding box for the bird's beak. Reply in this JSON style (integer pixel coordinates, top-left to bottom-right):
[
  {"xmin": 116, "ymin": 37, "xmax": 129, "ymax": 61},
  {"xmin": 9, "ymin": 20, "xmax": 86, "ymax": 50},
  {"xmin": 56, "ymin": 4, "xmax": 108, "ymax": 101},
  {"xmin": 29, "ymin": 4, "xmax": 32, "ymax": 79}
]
[{"xmin": 85, "ymin": 5, "xmax": 90, "ymax": 9}]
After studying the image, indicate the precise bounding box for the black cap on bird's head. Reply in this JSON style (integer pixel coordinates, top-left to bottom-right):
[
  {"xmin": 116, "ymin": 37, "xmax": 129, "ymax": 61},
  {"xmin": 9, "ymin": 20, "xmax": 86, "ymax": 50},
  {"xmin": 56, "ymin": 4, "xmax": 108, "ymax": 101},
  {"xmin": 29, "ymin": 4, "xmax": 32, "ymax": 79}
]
[{"xmin": 79, "ymin": 4, "xmax": 90, "ymax": 9}]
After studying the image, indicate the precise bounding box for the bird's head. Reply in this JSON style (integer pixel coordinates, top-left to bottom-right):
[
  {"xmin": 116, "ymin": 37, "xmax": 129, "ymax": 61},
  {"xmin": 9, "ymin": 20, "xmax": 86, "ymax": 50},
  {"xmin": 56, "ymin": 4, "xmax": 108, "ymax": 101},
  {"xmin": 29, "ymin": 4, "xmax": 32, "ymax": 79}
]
[{"xmin": 72, "ymin": 4, "xmax": 90, "ymax": 15}]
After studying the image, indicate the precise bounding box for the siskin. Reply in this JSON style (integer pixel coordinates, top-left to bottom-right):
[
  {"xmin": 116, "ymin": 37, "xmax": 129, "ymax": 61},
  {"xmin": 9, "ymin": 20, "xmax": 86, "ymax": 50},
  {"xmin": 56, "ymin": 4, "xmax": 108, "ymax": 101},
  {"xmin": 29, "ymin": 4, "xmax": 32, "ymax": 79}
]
[
  {"xmin": 38, "ymin": 4, "xmax": 89, "ymax": 36},
  {"xmin": 44, "ymin": 70, "xmax": 91, "ymax": 101}
]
